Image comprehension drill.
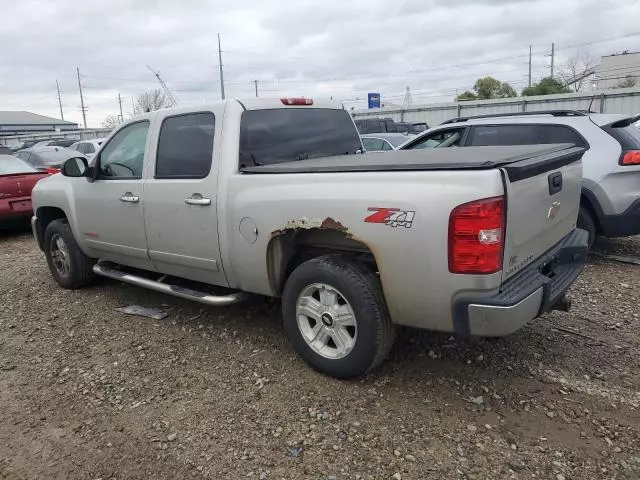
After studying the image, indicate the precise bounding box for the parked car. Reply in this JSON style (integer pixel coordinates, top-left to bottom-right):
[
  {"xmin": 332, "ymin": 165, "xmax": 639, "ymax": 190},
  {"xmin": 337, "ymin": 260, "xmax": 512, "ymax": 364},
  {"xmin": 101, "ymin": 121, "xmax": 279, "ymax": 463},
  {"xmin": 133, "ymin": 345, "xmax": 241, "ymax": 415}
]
[
  {"xmin": 31, "ymin": 98, "xmax": 588, "ymax": 378},
  {"xmin": 399, "ymin": 110, "xmax": 640, "ymax": 247},
  {"xmin": 15, "ymin": 146, "xmax": 86, "ymax": 173},
  {"xmin": 395, "ymin": 122, "xmax": 427, "ymax": 135},
  {"xmin": 0, "ymin": 155, "xmax": 50, "ymax": 227},
  {"xmin": 31, "ymin": 139, "xmax": 73, "ymax": 148},
  {"xmin": 69, "ymin": 138, "xmax": 106, "ymax": 159},
  {"xmin": 354, "ymin": 117, "xmax": 398, "ymax": 134},
  {"xmin": 412, "ymin": 122, "xmax": 428, "ymax": 133},
  {"xmin": 361, "ymin": 133, "xmax": 410, "ymax": 151},
  {"xmin": 0, "ymin": 145, "xmax": 12, "ymax": 155}
]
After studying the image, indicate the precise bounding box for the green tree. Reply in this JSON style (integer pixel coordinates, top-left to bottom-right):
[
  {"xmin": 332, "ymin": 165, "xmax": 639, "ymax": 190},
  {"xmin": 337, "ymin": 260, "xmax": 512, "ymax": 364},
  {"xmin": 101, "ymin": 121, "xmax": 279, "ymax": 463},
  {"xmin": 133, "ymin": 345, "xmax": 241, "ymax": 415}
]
[
  {"xmin": 455, "ymin": 76, "xmax": 517, "ymax": 101},
  {"xmin": 456, "ymin": 90, "xmax": 477, "ymax": 101},
  {"xmin": 522, "ymin": 77, "xmax": 572, "ymax": 96}
]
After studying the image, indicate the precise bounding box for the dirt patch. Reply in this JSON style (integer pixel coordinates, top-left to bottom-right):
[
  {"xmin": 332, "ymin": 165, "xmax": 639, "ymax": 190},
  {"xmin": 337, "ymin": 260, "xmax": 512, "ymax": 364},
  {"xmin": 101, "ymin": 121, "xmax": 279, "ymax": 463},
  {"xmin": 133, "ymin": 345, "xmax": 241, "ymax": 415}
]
[{"xmin": 1, "ymin": 231, "xmax": 639, "ymax": 479}]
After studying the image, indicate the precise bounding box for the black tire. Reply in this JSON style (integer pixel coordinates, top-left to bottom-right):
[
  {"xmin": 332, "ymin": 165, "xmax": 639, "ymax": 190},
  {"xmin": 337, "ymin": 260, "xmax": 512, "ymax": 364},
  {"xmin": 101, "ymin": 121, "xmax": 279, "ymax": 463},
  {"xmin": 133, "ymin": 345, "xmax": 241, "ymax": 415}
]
[
  {"xmin": 282, "ymin": 255, "xmax": 395, "ymax": 379},
  {"xmin": 577, "ymin": 206, "xmax": 596, "ymax": 249},
  {"xmin": 44, "ymin": 219, "xmax": 95, "ymax": 289}
]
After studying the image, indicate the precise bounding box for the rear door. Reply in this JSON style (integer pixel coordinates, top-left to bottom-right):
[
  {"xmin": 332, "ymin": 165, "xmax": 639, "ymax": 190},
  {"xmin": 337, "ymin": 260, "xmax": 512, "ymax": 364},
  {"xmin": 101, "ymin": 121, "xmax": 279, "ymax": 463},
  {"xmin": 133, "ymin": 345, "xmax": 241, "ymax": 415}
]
[
  {"xmin": 142, "ymin": 110, "xmax": 228, "ymax": 285},
  {"xmin": 500, "ymin": 147, "xmax": 584, "ymax": 280}
]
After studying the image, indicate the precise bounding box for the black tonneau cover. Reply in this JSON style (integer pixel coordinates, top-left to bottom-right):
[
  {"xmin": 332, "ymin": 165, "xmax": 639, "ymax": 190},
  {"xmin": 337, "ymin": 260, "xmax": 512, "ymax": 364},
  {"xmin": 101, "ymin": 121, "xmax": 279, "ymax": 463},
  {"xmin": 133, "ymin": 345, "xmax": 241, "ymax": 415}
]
[{"xmin": 241, "ymin": 144, "xmax": 585, "ymax": 182}]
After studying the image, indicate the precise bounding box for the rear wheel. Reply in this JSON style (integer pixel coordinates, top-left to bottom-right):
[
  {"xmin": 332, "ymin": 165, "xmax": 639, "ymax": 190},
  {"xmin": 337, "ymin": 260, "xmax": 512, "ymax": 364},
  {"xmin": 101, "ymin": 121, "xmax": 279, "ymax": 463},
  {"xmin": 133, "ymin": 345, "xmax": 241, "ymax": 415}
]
[
  {"xmin": 44, "ymin": 219, "xmax": 95, "ymax": 289},
  {"xmin": 282, "ymin": 255, "xmax": 395, "ymax": 379},
  {"xmin": 577, "ymin": 206, "xmax": 596, "ymax": 249}
]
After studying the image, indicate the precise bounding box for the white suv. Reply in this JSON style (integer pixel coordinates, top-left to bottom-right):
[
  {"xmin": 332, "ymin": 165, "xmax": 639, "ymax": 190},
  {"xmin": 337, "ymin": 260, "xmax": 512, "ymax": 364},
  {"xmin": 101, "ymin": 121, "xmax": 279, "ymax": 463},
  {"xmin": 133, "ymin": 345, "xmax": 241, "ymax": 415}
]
[{"xmin": 399, "ymin": 110, "xmax": 640, "ymax": 247}]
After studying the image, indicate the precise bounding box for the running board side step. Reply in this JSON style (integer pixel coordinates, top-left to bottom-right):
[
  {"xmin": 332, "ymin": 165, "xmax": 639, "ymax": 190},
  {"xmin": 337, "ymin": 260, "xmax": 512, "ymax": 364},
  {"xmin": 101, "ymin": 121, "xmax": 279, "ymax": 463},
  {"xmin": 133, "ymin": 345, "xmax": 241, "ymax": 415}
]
[{"xmin": 93, "ymin": 263, "xmax": 247, "ymax": 306}]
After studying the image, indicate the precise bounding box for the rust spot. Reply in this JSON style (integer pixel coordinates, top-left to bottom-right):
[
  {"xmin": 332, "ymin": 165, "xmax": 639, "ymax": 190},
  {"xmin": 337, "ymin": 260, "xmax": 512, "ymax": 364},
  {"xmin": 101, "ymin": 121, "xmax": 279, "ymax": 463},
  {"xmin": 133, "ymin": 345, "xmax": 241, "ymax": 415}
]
[
  {"xmin": 271, "ymin": 217, "xmax": 350, "ymax": 238},
  {"xmin": 320, "ymin": 217, "xmax": 347, "ymax": 232}
]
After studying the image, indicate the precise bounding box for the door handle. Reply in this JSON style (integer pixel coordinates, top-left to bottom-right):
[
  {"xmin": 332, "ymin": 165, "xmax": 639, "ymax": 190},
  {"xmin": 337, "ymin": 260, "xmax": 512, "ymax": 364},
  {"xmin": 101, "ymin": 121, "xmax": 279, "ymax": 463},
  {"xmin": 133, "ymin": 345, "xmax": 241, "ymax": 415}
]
[
  {"xmin": 185, "ymin": 194, "xmax": 211, "ymax": 206},
  {"xmin": 119, "ymin": 193, "xmax": 139, "ymax": 203}
]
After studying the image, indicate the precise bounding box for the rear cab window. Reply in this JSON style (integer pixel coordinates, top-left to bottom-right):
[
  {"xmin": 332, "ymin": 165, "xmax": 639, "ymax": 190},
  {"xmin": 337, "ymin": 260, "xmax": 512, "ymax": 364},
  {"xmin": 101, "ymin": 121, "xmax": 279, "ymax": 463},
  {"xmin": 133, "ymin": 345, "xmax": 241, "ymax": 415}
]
[{"xmin": 239, "ymin": 108, "xmax": 362, "ymax": 168}]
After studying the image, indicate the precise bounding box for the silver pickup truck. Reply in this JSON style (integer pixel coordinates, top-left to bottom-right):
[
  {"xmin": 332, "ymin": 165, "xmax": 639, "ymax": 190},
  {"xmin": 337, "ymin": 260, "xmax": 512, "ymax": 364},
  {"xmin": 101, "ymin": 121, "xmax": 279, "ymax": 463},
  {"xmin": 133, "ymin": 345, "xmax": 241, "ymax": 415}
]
[{"xmin": 31, "ymin": 98, "xmax": 589, "ymax": 378}]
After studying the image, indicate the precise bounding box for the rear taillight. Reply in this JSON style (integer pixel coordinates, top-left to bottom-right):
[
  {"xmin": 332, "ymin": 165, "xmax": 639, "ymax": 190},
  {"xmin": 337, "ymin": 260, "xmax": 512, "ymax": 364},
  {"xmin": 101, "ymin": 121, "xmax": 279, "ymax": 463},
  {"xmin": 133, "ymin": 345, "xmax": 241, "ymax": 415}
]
[
  {"xmin": 620, "ymin": 150, "xmax": 640, "ymax": 165},
  {"xmin": 281, "ymin": 98, "xmax": 313, "ymax": 106},
  {"xmin": 46, "ymin": 167, "xmax": 61, "ymax": 175},
  {"xmin": 448, "ymin": 196, "xmax": 505, "ymax": 274}
]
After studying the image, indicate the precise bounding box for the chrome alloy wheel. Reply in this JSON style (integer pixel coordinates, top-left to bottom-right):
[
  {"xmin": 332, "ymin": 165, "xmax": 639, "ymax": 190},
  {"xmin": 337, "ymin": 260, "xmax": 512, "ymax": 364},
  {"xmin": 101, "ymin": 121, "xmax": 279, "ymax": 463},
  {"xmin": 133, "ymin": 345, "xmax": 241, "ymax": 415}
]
[{"xmin": 296, "ymin": 283, "xmax": 357, "ymax": 359}]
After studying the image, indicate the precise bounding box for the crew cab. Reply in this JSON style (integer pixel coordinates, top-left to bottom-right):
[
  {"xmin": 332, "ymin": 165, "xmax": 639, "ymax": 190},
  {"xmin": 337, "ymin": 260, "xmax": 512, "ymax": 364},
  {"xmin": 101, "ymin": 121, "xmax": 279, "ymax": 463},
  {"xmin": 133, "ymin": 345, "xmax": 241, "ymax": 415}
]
[{"xmin": 31, "ymin": 98, "xmax": 588, "ymax": 378}]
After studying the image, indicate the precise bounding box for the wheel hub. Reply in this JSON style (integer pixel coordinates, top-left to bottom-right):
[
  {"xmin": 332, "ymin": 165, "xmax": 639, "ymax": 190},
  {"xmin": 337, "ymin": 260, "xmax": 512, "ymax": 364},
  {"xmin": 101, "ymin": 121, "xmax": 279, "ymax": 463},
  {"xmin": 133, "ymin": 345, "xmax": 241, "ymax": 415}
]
[{"xmin": 321, "ymin": 312, "xmax": 334, "ymax": 328}]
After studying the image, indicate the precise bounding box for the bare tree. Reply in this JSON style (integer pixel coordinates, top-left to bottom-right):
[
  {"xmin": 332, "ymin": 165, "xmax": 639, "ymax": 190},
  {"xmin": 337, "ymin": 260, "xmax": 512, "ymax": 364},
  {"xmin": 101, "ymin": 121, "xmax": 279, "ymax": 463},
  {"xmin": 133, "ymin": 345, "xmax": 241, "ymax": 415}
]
[
  {"xmin": 102, "ymin": 114, "xmax": 120, "ymax": 129},
  {"xmin": 558, "ymin": 51, "xmax": 598, "ymax": 92},
  {"xmin": 615, "ymin": 75, "xmax": 638, "ymax": 89},
  {"xmin": 133, "ymin": 89, "xmax": 172, "ymax": 115}
]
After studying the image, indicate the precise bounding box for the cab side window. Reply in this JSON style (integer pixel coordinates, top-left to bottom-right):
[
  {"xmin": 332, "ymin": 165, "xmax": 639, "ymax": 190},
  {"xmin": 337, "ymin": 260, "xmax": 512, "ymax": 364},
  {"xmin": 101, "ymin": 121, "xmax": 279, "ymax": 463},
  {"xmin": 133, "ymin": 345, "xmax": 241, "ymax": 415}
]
[
  {"xmin": 155, "ymin": 113, "xmax": 215, "ymax": 179},
  {"xmin": 408, "ymin": 128, "xmax": 465, "ymax": 149},
  {"xmin": 468, "ymin": 125, "xmax": 539, "ymax": 146},
  {"xmin": 98, "ymin": 121, "xmax": 150, "ymax": 179}
]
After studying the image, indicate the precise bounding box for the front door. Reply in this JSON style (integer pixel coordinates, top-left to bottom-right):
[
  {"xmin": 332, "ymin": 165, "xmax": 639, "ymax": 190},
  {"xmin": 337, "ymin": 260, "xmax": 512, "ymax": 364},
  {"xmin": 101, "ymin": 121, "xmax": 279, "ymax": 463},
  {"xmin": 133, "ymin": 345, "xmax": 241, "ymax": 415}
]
[
  {"xmin": 73, "ymin": 120, "xmax": 154, "ymax": 270},
  {"xmin": 142, "ymin": 111, "xmax": 227, "ymax": 286}
]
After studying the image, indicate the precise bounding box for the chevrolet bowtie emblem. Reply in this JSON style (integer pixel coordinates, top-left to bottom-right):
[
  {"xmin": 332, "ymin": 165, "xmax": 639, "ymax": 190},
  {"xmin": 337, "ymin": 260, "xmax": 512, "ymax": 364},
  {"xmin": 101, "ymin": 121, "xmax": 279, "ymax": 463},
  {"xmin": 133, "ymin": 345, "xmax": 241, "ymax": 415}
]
[{"xmin": 548, "ymin": 201, "xmax": 561, "ymax": 219}]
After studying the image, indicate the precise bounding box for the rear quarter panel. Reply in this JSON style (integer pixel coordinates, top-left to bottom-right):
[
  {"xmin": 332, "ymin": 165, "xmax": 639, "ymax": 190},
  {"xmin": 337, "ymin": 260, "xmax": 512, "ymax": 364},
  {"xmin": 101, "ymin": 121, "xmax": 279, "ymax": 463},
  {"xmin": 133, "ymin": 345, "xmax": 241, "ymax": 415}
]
[{"xmin": 225, "ymin": 169, "xmax": 505, "ymax": 331}]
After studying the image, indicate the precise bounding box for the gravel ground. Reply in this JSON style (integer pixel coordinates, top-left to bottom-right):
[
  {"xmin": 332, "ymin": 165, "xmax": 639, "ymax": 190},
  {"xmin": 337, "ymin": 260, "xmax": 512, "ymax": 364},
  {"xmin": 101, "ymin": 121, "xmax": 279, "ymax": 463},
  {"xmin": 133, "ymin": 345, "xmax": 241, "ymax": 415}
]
[{"xmin": 1, "ymin": 230, "xmax": 639, "ymax": 480}]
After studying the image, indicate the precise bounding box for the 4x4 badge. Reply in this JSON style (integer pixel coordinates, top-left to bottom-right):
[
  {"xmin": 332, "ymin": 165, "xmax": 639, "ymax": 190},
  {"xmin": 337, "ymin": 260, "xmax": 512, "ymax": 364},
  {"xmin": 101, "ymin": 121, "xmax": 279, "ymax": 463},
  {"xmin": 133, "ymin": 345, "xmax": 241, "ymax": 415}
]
[{"xmin": 364, "ymin": 208, "xmax": 415, "ymax": 228}]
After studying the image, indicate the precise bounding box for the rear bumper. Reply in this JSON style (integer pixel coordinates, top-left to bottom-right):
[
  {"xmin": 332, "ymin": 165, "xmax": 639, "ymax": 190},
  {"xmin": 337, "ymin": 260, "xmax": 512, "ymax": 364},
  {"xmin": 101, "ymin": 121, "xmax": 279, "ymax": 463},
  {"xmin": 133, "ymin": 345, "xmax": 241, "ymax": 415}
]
[
  {"xmin": 600, "ymin": 198, "xmax": 640, "ymax": 237},
  {"xmin": 452, "ymin": 228, "xmax": 589, "ymax": 337}
]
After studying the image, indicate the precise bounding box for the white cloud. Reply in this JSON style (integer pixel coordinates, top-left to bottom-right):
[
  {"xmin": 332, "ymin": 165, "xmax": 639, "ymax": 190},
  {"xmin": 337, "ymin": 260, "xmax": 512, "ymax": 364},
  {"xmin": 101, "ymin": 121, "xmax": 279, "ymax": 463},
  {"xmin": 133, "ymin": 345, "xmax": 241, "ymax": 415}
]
[{"xmin": 1, "ymin": 0, "xmax": 639, "ymax": 127}]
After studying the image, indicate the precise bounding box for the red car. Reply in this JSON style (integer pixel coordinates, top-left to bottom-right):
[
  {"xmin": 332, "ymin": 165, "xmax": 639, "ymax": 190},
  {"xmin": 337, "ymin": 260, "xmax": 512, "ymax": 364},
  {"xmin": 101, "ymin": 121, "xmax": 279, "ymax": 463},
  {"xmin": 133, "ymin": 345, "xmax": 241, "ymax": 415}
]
[{"xmin": 0, "ymin": 155, "xmax": 51, "ymax": 227}]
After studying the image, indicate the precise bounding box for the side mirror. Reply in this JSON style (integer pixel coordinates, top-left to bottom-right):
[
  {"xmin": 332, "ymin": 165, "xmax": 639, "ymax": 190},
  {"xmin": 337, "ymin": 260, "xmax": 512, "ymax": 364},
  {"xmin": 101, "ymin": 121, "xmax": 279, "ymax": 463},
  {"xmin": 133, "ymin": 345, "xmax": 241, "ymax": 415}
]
[{"xmin": 61, "ymin": 157, "xmax": 89, "ymax": 177}]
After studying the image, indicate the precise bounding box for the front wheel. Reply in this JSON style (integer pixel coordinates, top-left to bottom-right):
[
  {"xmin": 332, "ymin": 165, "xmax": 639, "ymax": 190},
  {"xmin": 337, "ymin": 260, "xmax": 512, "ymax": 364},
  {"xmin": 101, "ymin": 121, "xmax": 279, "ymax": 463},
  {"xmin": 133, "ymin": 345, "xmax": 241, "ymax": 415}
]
[
  {"xmin": 44, "ymin": 219, "xmax": 95, "ymax": 289},
  {"xmin": 282, "ymin": 255, "xmax": 395, "ymax": 379}
]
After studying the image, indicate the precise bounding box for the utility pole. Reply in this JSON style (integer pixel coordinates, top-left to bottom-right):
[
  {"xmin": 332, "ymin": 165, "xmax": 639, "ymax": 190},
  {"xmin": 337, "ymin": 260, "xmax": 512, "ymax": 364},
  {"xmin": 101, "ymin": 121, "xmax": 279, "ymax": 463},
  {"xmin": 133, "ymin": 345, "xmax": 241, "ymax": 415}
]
[
  {"xmin": 77, "ymin": 67, "xmax": 88, "ymax": 128},
  {"xmin": 528, "ymin": 45, "xmax": 532, "ymax": 88},
  {"xmin": 56, "ymin": 80, "xmax": 64, "ymax": 120},
  {"xmin": 550, "ymin": 42, "xmax": 555, "ymax": 78},
  {"xmin": 117, "ymin": 93, "xmax": 124, "ymax": 122},
  {"xmin": 217, "ymin": 33, "xmax": 226, "ymax": 100},
  {"xmin": 254, "ymin": 80, "xmax": 258, "ymax": 97}
]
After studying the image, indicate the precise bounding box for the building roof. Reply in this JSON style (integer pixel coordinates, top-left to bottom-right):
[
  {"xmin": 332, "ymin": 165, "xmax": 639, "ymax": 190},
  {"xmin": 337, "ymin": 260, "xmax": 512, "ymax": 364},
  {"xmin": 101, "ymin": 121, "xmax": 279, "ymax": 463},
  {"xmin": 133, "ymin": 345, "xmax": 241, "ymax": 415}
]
[{"xmin": 0, "ymin": 111, "xmax": 77, "ymax": 126}]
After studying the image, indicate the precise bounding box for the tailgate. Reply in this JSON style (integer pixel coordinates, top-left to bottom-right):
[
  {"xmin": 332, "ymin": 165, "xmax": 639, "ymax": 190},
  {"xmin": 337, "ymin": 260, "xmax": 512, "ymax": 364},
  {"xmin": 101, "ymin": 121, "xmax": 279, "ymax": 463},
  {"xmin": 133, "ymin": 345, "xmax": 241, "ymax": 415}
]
[{"xmin": 501, "ymin": 146, "xmax": 584, "ymax": 281}]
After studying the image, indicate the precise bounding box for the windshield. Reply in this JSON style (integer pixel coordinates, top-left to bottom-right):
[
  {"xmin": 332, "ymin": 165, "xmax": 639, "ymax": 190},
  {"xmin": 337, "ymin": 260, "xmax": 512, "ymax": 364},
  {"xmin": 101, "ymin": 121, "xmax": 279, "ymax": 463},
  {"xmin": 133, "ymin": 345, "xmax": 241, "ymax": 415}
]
[
  {"xmin": 0, "ymin": 155, "xmax": 38, "ymax": 175},
  {"xmin": 239, "ymin": 108, "xmax": 362, "ymax": 167},
  {"xmin": 386, "ymin": 135, "xmax": 409, "ymax": 147}
]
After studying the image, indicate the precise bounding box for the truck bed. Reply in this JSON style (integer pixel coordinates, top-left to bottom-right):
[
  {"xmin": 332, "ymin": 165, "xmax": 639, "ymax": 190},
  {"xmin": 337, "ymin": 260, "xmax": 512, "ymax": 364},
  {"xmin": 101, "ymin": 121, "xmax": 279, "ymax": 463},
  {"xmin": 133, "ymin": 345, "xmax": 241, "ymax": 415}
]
[{"xmin": 241, "ymin": 144, "xmax": 584, "ymax": 181}]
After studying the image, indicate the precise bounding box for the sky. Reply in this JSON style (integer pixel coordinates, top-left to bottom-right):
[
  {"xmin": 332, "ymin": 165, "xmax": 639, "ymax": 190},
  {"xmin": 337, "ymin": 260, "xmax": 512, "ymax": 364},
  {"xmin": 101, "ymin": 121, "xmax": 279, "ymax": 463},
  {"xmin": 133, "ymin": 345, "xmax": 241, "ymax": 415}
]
[{"xmin": 1, "ymin": 0, "xmax": 639, "ymax": 128}]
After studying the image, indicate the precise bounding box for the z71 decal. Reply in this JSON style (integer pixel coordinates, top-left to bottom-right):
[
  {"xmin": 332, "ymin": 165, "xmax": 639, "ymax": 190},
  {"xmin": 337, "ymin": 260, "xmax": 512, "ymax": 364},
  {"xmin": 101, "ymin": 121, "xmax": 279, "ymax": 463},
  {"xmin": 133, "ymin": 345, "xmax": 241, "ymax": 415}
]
[{"xmin": 364, "ymin": 207, "xmax": 415, "ymax": 228}]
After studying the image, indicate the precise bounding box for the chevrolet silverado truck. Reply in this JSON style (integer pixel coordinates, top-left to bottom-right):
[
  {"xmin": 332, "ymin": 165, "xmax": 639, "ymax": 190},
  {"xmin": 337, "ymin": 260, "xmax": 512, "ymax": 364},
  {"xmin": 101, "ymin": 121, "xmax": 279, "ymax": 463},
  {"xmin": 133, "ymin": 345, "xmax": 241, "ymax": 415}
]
[{"xmin": 31, "ymin": 98, "xmax": 589, "ymax": 378}]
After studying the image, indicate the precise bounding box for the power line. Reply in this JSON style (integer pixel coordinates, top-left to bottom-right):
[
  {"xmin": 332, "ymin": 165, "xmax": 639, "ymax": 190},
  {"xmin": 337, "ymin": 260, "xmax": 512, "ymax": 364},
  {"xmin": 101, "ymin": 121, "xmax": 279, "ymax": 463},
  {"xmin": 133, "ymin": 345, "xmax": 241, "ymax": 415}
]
[
  {"xmin": 77, "ymin": 67, "xmax": 88, "ymax": 129},
  {"xmin": 56, "ymin": 79, "xmax": 64, "ymax": 120},
  {"xmin": 117, "ymin": 93, "xmax": 124, "ymax": 122},
  {"xmin": 217, "ymin": 33, "xmax": 226, "ymax": 100}
]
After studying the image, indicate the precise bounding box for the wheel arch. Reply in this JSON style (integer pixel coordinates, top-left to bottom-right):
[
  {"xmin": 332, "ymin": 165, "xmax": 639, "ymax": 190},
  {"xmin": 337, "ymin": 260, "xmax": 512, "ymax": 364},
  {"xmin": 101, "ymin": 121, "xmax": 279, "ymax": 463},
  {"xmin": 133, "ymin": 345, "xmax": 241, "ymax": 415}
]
[
  {"xmin": 580, "ymin": 188, "xmax": 604, "ymax": 234},
  {"xmin": 266, "ymin": 226, "xmax": 378, "ymax": 296},
  {"xmin": 34, "ymin": 206, "xmax": 68, "ymax": 250}
]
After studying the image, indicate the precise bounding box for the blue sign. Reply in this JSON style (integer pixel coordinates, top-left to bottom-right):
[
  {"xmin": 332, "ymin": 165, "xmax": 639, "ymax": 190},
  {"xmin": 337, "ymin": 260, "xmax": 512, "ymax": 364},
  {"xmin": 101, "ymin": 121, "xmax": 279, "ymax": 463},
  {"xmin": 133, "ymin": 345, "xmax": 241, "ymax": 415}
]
[{"xmin": 368, "ymin": 93, "xmax": 381, "ymax": 109}]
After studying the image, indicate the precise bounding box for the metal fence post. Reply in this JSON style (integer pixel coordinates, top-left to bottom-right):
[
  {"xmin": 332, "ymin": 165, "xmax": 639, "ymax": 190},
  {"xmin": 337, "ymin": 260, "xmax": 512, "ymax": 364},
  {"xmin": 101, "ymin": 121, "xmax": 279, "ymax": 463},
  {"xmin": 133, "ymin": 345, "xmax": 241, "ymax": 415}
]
[
  {"xmin": 599, "ymin": 93, "xmax": 605, "ymax": 113},
  {"xmin": 521, "ymin": 99, "xmax": 527, "ymax": 112},
  {"xmin": 456, "ymin": 103, "xmax": 461, "ymax": 117}
]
